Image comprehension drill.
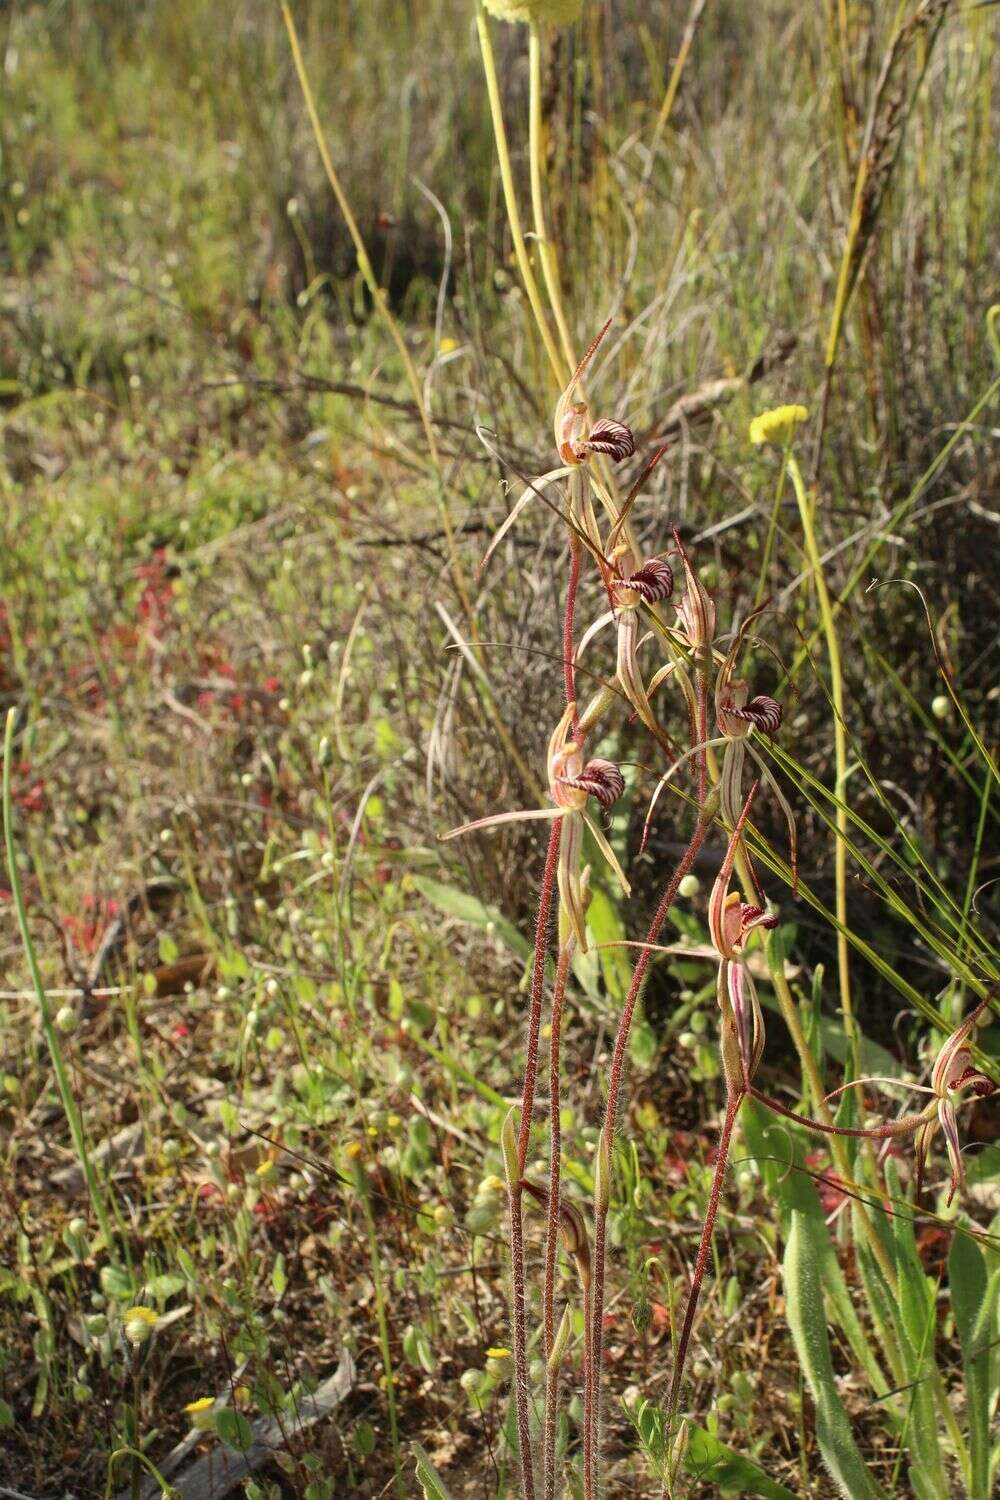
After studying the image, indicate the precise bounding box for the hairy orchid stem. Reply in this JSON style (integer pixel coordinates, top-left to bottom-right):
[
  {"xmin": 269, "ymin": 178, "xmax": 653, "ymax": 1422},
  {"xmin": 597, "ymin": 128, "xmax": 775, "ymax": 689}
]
[
  {"xmin": 509, "ymin": 819, "xmax": 562, "ymax": 1500},
  {"xmin": 666, "ymin": 1088, "xmax": 743, "ymax": 1421},
  {"xmin": 542, "ymin": 941, "xmax": 574, "ymax": 1500},
  {"xmin": 586, "ymin": 812, "xmax": 712, "ymax": 1498}
]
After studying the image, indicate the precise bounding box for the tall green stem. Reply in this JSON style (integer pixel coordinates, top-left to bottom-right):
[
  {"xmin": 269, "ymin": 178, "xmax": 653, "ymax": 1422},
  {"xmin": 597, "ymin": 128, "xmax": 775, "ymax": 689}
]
[
  {"xmin": 787, "ymin": 453, "xmax": 856, "ymax": 1066},
  {"xmin": 528, "ymin": 22, "xmax": 576, "ymax": 376},
  {"xmin": 475, "ymin": 1, "xmax": 567, "ymax": 387}
]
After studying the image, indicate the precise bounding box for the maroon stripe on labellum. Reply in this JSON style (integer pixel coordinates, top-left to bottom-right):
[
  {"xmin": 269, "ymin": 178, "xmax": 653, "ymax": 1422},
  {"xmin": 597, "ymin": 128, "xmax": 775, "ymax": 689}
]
[
  {"xmin": 585, "ymin": 418, "xmax": 636, "ymax": 463},
  {"xmin": 626, "ymin": 558, "xmax": 674, "ymax": 603},
  {"xmin": 562, "ymin": 758, "xmax": 625, "ymax": 808},
  {"xmin": 948, "ymin": 1067, "xmax": 994, "ymax": 1098},
  {"xmin": 731, "ymin": 695, "xmax": 782, "ymax": 736}
]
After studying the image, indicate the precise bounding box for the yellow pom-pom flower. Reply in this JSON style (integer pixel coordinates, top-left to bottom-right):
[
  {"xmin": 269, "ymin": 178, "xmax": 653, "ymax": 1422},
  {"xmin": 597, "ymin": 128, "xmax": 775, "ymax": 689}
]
[
  {"xmin": 749, "ymin": 404, "xmax": 809, "ymax": 447},
  {"xmin": 184, "ymin": 1395, "xmax": 216, "ymax": 1430},
  {"xmin": 482, "ymin": 0, "xmax": 582, "ymax": 25},
  {"xmin": 123, "ymin": 1305, "xmax": 159, "ymax": 1345}
]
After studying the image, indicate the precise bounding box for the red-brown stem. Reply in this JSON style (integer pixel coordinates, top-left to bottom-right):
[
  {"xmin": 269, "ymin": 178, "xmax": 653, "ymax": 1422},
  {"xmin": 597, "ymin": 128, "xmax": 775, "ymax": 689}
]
[
  {"xmin": 747, "ymin": 1085, "xmax": 926, "ymax": 1142},
  {"xmin": 543, "ymin": 941, "xmax": 573, "ymax": 1500},
  {"xmin": 564, "ymin": 536, "xmax": 582, "ymax": 734},
  {"xmin": 510, "ymin": 819, "xmax": 562, "ymax": 1500},
  {"xmin": 508, "ymin": 1176, "xmax": 537, "ymax": 1500},
  {"xmin": 666, "ymin": 1087, "xmax": 743, "ymax": 1421},
  {"xmin": 518, "ymin": 821, "xmax": 562, "ymax": 1170},
  {"xmin": 585, "ymin": 814, "xmax": 711, "ymax": 1499}
]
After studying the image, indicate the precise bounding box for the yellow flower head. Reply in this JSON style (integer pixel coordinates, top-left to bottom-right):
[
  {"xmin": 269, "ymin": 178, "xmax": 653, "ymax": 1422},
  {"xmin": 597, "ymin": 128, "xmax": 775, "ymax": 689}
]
[
  {"xmin": 123, "ymin": 1305, "xmax": 158, "ymax": 1344},
  {"xmin": 749, "ymin": 405, "xmax": 809, "ymax": 447},
  {"xmin": 184, "ymin": 1396, "xmax": 214, "ymax": 1414},
  {"xmin": 486, "ymin": 1346, "xmax": 511, "ymax": 1360},
  {"xmin": 483, "ymin": 0, "xmax": 582, "ymax": 25}
]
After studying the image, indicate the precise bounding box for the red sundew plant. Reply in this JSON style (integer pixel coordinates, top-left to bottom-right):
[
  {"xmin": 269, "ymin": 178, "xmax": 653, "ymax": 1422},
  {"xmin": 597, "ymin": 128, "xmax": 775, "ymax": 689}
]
[{"xmin": 439, "ymin": 340, "xmax": 998, "ymax": 1498}]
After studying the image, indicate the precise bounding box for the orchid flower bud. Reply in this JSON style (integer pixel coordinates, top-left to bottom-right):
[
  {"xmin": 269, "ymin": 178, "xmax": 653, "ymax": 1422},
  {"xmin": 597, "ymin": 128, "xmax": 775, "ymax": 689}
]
[{"xmin": 673, "ymin": 531, "xmax": 716, "ymax": 655}]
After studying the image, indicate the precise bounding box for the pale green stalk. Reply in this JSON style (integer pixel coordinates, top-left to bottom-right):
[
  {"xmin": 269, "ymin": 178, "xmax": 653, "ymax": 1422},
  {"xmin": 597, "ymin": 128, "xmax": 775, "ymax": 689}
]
[
  {"xmin": 786, "ymin": 452, "xmax": 856, "ymax": 1066},
  {"xmin": 475, "ymin": 0, "xmax": 568, "ymax": 387},
  {"xmin": 3, "ymin": 707, "xmax": 118, "ymax": 1261},
  {"xmin": 528, "ymin": 21, "xmax": 576, "ymax": 377}
]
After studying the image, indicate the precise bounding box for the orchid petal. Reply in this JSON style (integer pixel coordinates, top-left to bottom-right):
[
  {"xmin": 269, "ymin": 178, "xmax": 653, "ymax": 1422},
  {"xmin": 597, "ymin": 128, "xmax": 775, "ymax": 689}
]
[
  {"xmin": 582, "ymin": 811, "xmax": 631, "ymax": 898},
  {"xmin": 439, "ymin": 807, "xmax": 565, "ymax": 841},
  {"xmin": 478, "ymin": 466, "xmax": 571, "ymax": 577}
]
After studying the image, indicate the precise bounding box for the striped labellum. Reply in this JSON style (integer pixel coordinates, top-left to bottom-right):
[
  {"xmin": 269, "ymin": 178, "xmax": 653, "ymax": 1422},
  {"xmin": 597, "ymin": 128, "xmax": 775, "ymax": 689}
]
[
  {"xmin": 584, "ymin": 418, "xmax": 636, "ymax": 463},
  {"xmin": 560, "ymin": 757, "xmax": 625, "ymax": 809},
  {"xmin": 729, "ymin": 694, "xmax": 782, "ymax": 736},
  {"xmin": 621, "ymin": 557, "xmax": 673, "ymax": 604}
]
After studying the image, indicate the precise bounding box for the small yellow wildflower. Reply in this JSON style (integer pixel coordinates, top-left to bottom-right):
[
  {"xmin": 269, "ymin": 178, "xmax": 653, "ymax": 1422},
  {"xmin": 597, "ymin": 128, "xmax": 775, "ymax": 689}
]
[
  {"xmin": 438, "ymin": 337, "xmax": 458, "ymax": 355},
  {"xmin": 486, "ymin": 1346, "xmax": 513, "ymax": 1379},
  {"xmin": 123, "ymin": 1305, "xmax": 158, "ymax": 1345},
  {"xmin": 483, "ymin": 0, "xmax": 582, "ymax": 24},
  {"xmin": 184, "ymin": 1395, "xmax": 215, "ymax": 1430},
  {"xmin": 749, "ymin": 404, "xmax": 809, "ymax": 447},
  {"xmin": 345, "ymin": 1141, "xmax": 363, "ymax": 1159},
  {"xmin": 255, "ymin": 1157, "xmax": 277, "ymax": 1180}
]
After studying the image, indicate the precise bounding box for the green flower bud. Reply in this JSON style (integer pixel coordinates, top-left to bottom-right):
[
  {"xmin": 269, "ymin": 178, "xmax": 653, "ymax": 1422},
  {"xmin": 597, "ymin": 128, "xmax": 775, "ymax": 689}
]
[{"xmin": 55, "ymin": 1004, "xmax": 78, "ymax": 1034}]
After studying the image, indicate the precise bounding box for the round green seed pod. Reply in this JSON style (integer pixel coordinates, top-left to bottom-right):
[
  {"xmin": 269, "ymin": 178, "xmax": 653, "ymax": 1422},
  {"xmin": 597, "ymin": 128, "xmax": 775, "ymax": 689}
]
[{"xmin": 482, "ymin": 0, "xmax": 582, "ymax": 25}]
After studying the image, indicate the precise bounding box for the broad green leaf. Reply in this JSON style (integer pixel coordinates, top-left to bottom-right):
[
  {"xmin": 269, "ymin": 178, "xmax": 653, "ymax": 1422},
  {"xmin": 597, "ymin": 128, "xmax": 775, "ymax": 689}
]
[
  {"xmin": 413, "ymin": 876, "xmax": 532, "ymax": 960},
  {"xmin": 783, "ymin": 1208, "xmax": 880, "ymax": 1499},
  {"xmin": 885, "ymin": 1160, "xmax": 947, "ymax": 1500},
  {"xmin": 585, "ymin": 884, "xmax": 630, "ymax": 1004},
  {"xmin": 740, "ymin": 1104, "xmax": 890, "ymax": 1400},
  {"xmin": 413, "ymin": 1442, "xmax": 455, "ymax": 1498},
  {"xmin": 949, "ymin": 1228, "xmax": 999, "ymax": 1500},
  {"xmin": 684, "ymin": 1424, "xmax": 797, "ymax": 1498},
  {"xmin": 215, "ymin": 1406, "xmax": 253, "ymax": 1451}
]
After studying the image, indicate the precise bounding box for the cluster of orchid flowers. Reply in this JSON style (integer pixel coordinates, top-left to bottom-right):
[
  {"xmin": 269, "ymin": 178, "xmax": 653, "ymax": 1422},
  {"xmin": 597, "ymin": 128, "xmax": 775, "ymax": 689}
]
[{"xmin": 440, "ymin": 326, "xmax": 996, "ymax": 1500}]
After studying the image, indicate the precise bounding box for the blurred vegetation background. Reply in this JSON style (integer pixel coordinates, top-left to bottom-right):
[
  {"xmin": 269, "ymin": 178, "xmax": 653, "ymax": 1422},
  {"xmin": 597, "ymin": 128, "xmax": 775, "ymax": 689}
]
[{"xmin": 0, "ymin": 1, "xmax": 997, "ymax": 1495}]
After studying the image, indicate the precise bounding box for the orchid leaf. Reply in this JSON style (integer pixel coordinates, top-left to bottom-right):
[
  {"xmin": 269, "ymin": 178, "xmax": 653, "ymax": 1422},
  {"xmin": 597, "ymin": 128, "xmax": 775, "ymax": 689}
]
[
  {"xmin": 683, "ymin": 1424, "xmax": 797, "ymax": 1498},
  {"xmin": 413, "ymin": 876, "xmax": 532, "ymax": 961}
]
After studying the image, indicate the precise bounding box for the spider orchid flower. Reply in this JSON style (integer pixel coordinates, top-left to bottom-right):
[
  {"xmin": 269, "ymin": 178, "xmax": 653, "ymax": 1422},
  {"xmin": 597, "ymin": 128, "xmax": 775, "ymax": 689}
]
[
  {"xmin": 554, "ymin": 320, "xmax": 636, "ymax": 470},
  {"xmin": 439, "ymin": 703, "xmax": 629, "ymax": 951},
  {"xmin": 713, "ymin": 615, "xmax": 797, "ymax": 889},
  {"xmin": 708, "ymin": 784, "xmax": 778, "ymax": 1090},
  {"xmin": 914, "ymin": 991, "xmax": 996, "ymax": 1203}
]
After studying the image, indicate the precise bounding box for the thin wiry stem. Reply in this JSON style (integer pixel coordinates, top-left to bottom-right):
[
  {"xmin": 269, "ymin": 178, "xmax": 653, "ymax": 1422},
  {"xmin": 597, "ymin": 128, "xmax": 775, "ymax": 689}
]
[
  {"xmin": 542, "ymin": 940, "xmax": 574, "ymax": 1500},
  {"xmin": 586, "ymin": 814, "xmax": 711, "ymax": 1499},
  {"xmin": 509, "ymin": 819, "xmax": 562, "ymax": 1500},
  {"xmin": 666, "ymin": 1087, "xmax": 743, "ymax": 1421}
]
